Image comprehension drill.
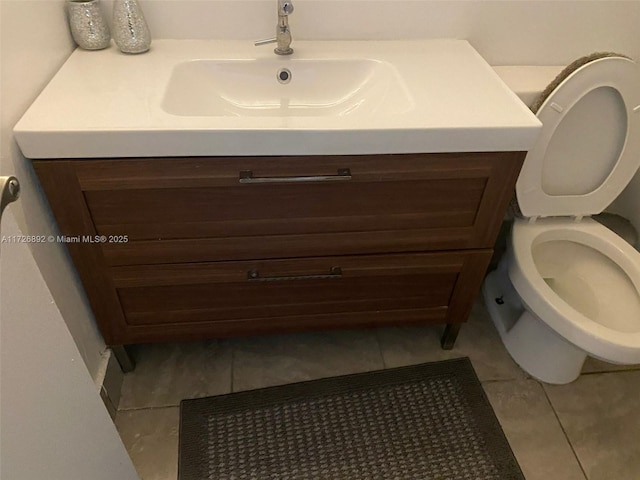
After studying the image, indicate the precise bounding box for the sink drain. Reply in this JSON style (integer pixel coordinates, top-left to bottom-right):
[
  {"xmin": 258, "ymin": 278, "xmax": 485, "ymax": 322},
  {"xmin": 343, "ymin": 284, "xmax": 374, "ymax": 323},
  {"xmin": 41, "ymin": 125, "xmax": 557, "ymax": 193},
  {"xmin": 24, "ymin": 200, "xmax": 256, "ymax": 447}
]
[{"xmin": 277, "ymin": 68, "xmax": 292, "ymax": 84}]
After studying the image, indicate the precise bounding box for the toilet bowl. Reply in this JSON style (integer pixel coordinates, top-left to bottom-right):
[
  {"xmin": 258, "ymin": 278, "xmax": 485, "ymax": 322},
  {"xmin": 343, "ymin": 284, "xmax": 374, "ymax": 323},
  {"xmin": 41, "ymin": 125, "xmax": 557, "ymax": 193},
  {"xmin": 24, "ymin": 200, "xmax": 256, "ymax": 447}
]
[{"xmin": 483, "ymin": 56, "xmax": 640, "ymax": 384}]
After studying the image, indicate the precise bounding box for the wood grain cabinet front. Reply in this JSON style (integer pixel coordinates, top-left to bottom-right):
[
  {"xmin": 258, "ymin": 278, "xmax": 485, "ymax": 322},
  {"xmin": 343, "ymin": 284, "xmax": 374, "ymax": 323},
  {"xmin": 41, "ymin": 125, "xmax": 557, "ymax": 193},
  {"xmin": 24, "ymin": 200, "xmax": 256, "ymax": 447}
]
[{"xmin": 33, "ymin": 152, "xmax": 524, "ymax": 347}]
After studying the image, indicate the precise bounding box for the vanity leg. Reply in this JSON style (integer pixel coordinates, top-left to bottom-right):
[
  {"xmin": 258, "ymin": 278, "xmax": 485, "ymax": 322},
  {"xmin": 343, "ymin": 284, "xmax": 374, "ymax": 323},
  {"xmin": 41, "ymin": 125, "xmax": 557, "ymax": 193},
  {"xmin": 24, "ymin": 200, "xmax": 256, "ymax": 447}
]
[
  {"xmin": 112, "ymin": 345, "xmax": 135, "ymax": 373},
  {"xmin": 440, "ymin": 323, "xmax": 461, "ymax": 350}
]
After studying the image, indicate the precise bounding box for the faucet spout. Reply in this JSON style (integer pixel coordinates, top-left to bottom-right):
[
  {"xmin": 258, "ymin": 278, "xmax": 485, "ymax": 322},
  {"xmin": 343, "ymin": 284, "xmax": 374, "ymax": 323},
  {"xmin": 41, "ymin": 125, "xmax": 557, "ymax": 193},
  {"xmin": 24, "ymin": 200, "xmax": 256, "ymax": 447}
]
[
  {"xmin": 254, "ymin": 0, "xmax": 294, "ymax": 55},
  {"xmin": 278, "ymin": 0, "xmax": 294, "ymax": 16},
  {"xmin": 274, "ymin": 0, "xmax": 294, "ymax": 55}
]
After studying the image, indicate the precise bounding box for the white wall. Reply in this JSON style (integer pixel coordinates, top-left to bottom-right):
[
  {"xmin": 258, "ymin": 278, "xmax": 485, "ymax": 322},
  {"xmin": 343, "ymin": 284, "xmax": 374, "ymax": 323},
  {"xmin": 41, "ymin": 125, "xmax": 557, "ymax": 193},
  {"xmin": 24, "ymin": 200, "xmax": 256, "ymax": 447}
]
[
  {"xmin": 0, "ymin": 0, "xmax": 107, "ymax": 379},
  {"xmin": 131, "ymin": 0, "xmax": 640, "ymax": 65}
]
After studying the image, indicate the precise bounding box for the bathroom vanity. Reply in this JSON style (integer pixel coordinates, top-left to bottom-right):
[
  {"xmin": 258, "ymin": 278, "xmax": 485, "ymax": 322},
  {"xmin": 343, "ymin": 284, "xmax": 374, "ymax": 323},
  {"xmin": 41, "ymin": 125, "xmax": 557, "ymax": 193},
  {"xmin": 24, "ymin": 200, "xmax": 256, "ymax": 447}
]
[{"xmin": 14, "ymin": 40, "xmax": 540, "ymax": 351}]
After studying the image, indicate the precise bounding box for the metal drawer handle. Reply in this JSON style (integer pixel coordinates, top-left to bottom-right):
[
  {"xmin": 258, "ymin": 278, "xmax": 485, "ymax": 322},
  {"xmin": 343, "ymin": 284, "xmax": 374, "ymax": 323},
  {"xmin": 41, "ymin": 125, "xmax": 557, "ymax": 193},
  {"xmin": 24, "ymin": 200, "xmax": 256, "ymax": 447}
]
[
  {"xmin": 239, "ymin": 169, "xmax": 352, "ymax": 184},
  {"xmin": 247, "ymin": 266, "xmax": 342, "ymax": 282}
]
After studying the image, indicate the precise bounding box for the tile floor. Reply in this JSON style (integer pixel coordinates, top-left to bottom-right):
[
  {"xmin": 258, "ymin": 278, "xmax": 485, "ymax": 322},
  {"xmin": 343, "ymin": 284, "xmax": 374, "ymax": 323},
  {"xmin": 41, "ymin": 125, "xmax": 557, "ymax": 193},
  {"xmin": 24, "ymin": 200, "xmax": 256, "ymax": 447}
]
[{"xmin": 114, "ymin": 298, "xmax": 640, "ymax": 480}]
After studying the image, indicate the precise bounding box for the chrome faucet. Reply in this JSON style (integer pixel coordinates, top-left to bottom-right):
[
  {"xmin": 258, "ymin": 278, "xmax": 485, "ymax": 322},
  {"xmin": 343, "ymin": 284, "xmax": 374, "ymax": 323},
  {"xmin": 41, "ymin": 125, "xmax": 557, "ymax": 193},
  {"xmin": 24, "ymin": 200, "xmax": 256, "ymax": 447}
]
[{"xmin": 255, "ymin": 0, "xmax": 294, "ymax": 55}]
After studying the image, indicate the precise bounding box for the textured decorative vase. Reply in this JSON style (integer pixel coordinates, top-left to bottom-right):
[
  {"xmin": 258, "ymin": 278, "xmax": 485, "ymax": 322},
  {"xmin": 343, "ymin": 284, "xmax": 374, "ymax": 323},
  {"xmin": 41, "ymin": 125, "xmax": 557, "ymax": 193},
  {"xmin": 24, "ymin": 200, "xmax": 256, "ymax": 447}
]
[
  {"xmin": 112, "ymin": 0, "xmax": 151, "ymax": 54},
  {"xmin": 67, "ymin": 0, "xmax": 111, "ymax": 50}
]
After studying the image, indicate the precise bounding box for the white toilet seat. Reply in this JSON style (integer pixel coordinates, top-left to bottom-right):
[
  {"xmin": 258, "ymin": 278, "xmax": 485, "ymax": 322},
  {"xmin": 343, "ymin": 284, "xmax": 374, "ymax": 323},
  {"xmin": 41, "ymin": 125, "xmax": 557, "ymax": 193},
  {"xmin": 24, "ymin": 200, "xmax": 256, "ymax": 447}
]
[
  {"xmin": 509, "ymin": 217, "xmax": 640, "ymax": 364},
  {"xmin": 517, "ymin": 57, "xmax": 640, "ymax": 218}
]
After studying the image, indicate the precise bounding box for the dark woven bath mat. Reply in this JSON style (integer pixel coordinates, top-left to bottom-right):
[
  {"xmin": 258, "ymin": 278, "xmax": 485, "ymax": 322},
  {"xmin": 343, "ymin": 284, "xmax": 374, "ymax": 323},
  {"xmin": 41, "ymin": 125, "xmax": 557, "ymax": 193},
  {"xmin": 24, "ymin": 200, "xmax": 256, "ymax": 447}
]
[{"xmin": 179, "ymin": 357, "xmax": 524, "ymax": 480}]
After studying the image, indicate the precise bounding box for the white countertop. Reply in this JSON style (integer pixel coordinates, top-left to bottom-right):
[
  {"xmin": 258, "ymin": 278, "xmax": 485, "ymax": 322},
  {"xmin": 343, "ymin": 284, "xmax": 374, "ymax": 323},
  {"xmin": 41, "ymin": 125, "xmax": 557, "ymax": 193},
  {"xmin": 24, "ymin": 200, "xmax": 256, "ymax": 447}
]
[{"xmin": 14, "ymin": 39, "xmax": 542, "ymax": 159}]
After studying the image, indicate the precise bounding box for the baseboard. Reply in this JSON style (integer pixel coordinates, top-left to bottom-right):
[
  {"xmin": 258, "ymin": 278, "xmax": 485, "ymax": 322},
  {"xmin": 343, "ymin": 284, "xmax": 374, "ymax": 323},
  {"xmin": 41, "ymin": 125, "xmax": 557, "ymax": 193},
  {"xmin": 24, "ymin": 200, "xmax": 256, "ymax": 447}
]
[{"xmin": 97, "ymin": 349, "xmax": 124, "ymax": 420}]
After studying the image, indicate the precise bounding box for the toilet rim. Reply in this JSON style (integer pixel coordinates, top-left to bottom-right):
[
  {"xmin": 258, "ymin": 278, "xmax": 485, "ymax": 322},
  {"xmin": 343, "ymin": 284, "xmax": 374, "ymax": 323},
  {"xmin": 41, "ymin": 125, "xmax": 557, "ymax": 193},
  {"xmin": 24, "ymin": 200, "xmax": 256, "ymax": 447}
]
[{"xmin": 509, "ymin": 218, "xmax": 640, "ymax": 355}]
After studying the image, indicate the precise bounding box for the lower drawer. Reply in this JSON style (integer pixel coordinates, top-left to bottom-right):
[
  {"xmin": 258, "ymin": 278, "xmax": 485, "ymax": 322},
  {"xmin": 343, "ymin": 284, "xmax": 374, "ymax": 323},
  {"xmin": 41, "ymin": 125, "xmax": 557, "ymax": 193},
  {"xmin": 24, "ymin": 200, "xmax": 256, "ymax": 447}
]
[{"xmin": 107, "ymin": 251, "xmax": 491, "ymax": 344}]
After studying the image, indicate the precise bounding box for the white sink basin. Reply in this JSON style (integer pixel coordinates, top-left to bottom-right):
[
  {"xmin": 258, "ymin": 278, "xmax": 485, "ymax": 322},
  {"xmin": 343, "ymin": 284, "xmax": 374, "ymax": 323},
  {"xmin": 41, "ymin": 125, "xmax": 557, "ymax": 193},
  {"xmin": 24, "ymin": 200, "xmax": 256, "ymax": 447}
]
[{"xmin": 161, "ymin": 59, "xmax": 413, "ymax": 117}]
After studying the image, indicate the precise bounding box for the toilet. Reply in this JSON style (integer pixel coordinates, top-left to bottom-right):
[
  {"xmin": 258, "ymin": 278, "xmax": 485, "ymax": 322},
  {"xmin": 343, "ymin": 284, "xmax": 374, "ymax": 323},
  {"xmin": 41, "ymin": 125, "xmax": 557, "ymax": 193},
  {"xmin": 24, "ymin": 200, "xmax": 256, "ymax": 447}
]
[{"xmin": 483, "ymin": 55, "xmax": 640, "ymax": 384}]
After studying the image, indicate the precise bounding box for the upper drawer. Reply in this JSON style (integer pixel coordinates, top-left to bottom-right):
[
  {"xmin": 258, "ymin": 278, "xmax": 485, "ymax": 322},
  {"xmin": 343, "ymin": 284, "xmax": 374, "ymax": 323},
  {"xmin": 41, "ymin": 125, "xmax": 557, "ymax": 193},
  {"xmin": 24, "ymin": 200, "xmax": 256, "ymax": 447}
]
[{"xmin": 34, "ymin": 153, "xmax": 523, "ymax": 265}]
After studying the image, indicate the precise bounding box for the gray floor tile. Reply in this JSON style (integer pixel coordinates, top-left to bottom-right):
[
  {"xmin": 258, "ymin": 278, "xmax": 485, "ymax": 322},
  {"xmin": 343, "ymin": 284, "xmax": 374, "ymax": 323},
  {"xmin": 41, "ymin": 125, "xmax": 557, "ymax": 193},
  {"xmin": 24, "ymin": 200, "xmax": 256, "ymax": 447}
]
[
  {"xmin": 483, "ymin": 379, "xmax": 586, "ymax": 480},
  {"xmin": 231, "ymin": 329, "xmax": 384, "ymax": 392},
  {"xmin": 581, "ymin": 356, "xmax": 640, "ymax": 374},
  {"xmin": 120, "ymin": 340, "xmax": 232, "ymax": 409},
  {"xmin": 544, "ymin": 371, "xmax": 640, "ymax": 480},
  {"xmin": 377, "ymin": 300, "xmax": 528, "ymax": 382},
  {"xmin": 113, "ymin": 299, "xmax": 640, "ymax": 479},
  {"xmin": 115, "ymin": 407, "xmax": 179, "ymax": 480}
]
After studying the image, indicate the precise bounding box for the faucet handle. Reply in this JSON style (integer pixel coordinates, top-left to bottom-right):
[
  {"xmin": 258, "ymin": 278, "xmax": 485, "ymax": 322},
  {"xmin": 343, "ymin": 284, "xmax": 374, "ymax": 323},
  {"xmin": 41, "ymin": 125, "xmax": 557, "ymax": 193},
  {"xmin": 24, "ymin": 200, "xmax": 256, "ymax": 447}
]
[{"xmin": 255, "ymin": 37, "xmax": 277, "ymax": 46}]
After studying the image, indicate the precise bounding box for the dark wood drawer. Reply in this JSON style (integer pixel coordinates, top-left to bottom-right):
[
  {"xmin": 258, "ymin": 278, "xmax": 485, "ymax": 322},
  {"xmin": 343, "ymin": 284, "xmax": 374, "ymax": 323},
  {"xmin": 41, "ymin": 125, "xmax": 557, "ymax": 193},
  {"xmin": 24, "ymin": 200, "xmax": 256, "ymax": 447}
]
[
  {"xmin": 106, "ymin": 251, "xmax": 491, "ymax": 344},
  {"xmin": 34, "ymin": 152, "xmax": 523, "ymax": 266},
  {"xmin": 32, "ymin": 152, "xmax": 519, "ymax": 347}
]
